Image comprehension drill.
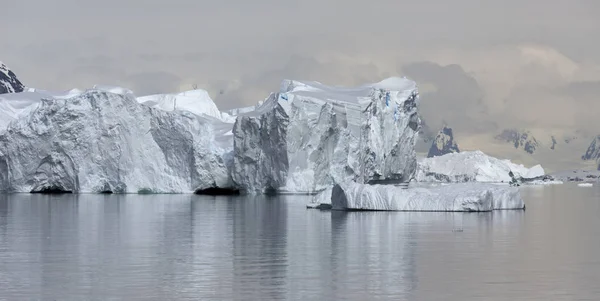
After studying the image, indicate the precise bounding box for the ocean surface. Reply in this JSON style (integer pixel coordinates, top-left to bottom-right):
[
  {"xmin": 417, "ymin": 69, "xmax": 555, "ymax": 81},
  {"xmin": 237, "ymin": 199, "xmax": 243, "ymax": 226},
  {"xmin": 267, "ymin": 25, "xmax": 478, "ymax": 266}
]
[{"xmin": 1, "ymin": 184, "xmax": 599, "ymax": 300}]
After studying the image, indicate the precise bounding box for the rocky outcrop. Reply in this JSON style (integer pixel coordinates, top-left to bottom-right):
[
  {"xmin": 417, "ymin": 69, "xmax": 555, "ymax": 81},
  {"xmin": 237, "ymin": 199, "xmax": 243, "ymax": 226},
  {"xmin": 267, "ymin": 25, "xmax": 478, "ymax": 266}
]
[
  {"xmin": 582, "ymin": 135, "xmax": 600, "ymax": 161},
  {"xmin": 427, "ymin": 126, "xmax": 459, "ymax": 158},
  {"xmin": 0, "ymin": 62, "xmax": 24, "ymax": 94},
  {"xmin": 495, "ymin": 129, "xmax": 539, "ymax": 154}
]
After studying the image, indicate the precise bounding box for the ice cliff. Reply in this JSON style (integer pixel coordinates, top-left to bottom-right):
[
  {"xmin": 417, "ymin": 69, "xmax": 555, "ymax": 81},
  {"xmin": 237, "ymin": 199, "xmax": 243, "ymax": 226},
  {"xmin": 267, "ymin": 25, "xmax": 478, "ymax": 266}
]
[
  {"xmin": 416, "ymin": 150, "xmax": 545, "ymax": 183},
  {"xmin": 307, "ymin": 182, "xmax": 525, "ymax": 211},
  {"xmin": 231, "ymin": 77, "xmax": 421, "ymax": 193},
  {"xmin": 0, "ymin": 90, "xmax": 234, "ymax": 193},
  {"xmin": 427, "ymin": 126, "xmax": 459, "ymax": 158},
  {"xmin": 0, "ymin": 62, "xmax": 25, "ymax": 94}
]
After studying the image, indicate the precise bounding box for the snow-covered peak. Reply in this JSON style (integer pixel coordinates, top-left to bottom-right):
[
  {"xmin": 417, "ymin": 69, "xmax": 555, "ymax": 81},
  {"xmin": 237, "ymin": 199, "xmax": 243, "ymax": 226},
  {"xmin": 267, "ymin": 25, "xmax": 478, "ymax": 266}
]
[
  {"xmin": 0, "ymin": 61, "xmax": 25, "ymax": 94},
  {"xmin": 427, "ymin": 126, "xmax": 459, "ymax": 158},
  {"xmin": 137, "ymin": 89, "xmax": 224, "ymax": 121},
  {"xmin": 581, "ymin": 135, "xmax": 600, "ymax": 161},
  {"xmin": 495, "ymin": 129, "xmax": 540, "ymax": 154}
]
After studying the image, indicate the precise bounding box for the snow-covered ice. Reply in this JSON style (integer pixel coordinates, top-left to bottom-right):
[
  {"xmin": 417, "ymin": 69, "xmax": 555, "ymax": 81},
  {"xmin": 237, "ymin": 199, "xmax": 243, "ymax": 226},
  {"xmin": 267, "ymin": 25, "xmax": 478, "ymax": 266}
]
[
  {"xmin": 578, "ymin": 183, "xmax": 593, "ymax": 187},
  {"xmin": 0, "ymin": 90, "xmax": 234, "ymax": 193},
  {"xmin": 232, "ymin": 77, "xmax": 421, "ymax": 193},
  {"xmin": 0, "ymin": 88, "xmax": 86, "ymax": 131},
  {"xmin": 137, "ymin": 89, "xmax": 227, "ymax": 122},
  {"xmin": 93, "ymin": 85, "xmax": 134, "ymax": 96},
  {"xmin": 308, "ymin": 182, "xmax": 525, "ymax": 211},
  {"xmin": 416, "ymin": 150, "xmax": 545, "ymax": 183}
]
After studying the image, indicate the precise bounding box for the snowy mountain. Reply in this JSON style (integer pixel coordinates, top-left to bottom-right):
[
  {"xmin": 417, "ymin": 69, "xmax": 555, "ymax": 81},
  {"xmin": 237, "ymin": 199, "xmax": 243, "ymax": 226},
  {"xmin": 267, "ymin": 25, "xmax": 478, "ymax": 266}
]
[
  {"xmin": 495, "ymin": 129, "xmax": 540, "ymax": 154},
  {"xmin": 232, "ymin": 77, "xmax": 421, "ymax": 193},
  {"xmin": 0, "ymin": 62, "xmax": 25, "ymax": 94},
  {"xmin": 581, "ymin": 135, "xmax": 600, "ymax": 161},
  {"xmin": 427, "ymin": 126, "xmax": 459, "ymax": 158}
]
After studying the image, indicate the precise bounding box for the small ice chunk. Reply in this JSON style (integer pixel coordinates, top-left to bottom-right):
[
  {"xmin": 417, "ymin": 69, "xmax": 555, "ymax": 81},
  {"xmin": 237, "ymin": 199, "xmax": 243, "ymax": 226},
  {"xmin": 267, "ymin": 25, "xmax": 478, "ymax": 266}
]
[{"xmin": 578, "ymin": 183, "xmax": 593, "ymax": 187}]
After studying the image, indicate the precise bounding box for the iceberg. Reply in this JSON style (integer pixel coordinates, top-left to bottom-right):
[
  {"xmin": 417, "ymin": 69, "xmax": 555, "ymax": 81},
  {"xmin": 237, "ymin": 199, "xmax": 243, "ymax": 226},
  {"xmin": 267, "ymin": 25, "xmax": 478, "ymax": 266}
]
[
  {"xmin": 232, "ymin": 77, "xmax": 421, "ymax": 193},
  {"xmin": 137, "ymin": 89, "xmax": 228, "ymax": 122},
  {"xmin": 308, "ymin": 182, "xmax": 525, "ymax": 211},
  {"xmin": 0, "ymin": 75, "xmax": 421, "ymax": 195},
  {"xmin": 416, "ymin": 150, "xmax": 545, "ymax": 183},
  {"xmin": 0, "ymin": 90, "xmax": 234, "ymax": 193}
]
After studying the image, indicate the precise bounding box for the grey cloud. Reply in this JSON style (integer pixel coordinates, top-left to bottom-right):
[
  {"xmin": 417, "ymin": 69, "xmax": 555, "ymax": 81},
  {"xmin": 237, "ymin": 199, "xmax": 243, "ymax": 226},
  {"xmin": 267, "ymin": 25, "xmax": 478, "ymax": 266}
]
[
  {"xmin": 401, "ymin": 61, "xmax": 496, "ymax": 135},
  {"xmin": 126, "ymin": 72, "xmax": 182, "ymax": 95},
  {"xmin": 211, "ymin": 55, "xmax": 382, "ymax": 110}
]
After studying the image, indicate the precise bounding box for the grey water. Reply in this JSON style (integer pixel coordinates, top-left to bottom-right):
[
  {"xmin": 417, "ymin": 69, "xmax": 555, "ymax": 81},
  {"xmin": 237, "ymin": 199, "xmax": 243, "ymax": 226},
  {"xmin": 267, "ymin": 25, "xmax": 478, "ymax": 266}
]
[{"xmin": 1, "ymin": 184, "xmax": 599, "ymax": 300}]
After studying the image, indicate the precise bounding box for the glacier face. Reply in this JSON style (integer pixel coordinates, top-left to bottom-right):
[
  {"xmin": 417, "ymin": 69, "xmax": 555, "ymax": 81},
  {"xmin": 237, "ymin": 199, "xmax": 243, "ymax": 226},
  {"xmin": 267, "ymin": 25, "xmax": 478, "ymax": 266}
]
[
  {"xmin": 416, "ymin": 150, "xmax": 545, "ymax": 183},
  {"xmin": 0, "ymin": 62, "xmax": 24, "ymax": 94},
  {"xmin": 232, "ymin": 77, "xmax": 421, "ymax": 193},
  {"xmin": 0, "ymin": 90, "xmax": 234, "ymax": 193},
  {"xmin": 308, "ymin": 182, "xmax": 524, "ymax": 211}
]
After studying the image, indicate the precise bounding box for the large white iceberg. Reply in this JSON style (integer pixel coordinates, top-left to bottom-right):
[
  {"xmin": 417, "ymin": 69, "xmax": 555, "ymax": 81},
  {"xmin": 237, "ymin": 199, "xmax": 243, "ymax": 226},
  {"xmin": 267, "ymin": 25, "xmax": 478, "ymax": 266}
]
[
  {"xmin": 308, "ymin": 182, "xmax": 525, "ymax": 211},
  {"xmin": 415, "ymin": 150, "xmax": 545, "ymax": 183},
  {"xmin": 232, "ymin": 77, "xmax": 421, "ymax": 193},
  {"xmin": 0, "ymin": 90, "xmax": 234, "ymax": 193},
  {"xmin": 0, "ymin": 77, "xmax": 423, "ymax": 195}
]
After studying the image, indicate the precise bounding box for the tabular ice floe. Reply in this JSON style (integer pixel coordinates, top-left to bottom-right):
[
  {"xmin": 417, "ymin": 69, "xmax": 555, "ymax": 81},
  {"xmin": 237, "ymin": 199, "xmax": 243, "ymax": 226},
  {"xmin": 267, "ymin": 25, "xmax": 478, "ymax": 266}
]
[{"xmin": 307, "ymin": 182, "xmax": 525, "ymax": 212}]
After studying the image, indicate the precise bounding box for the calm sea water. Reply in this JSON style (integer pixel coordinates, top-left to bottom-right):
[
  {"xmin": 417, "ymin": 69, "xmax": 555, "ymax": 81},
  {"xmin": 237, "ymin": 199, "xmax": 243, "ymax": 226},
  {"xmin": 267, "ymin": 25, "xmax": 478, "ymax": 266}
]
[{"xmin": 1, "ymin": 184, "xmax": 599, "ymax": 300}]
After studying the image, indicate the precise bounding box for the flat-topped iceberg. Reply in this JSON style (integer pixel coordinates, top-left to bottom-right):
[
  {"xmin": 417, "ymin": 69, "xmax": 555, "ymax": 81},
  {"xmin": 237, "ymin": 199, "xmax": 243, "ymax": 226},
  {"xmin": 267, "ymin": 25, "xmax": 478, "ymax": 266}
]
[
  {"xmin": 307, "ymin": 182, "xmax": 525, "ymax": 211},
  {"xmin": 0, "ymin": 90, "xmax": 234, "ymax": 193},
  {"xmin": 232, "ymin": 77, "xmax": 421, "ymax": 193},
  {"xmin": 415, "ymin": 150, "xmax": 545, "ymax": 183}
]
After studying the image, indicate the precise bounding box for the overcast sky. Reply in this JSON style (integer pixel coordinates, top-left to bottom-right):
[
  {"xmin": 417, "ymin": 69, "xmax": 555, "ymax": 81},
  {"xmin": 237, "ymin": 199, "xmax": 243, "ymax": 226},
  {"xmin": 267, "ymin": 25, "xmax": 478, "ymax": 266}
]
[{"xmin": 2, "ymin": 0, "xmax": 600, "ymax": 136}]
